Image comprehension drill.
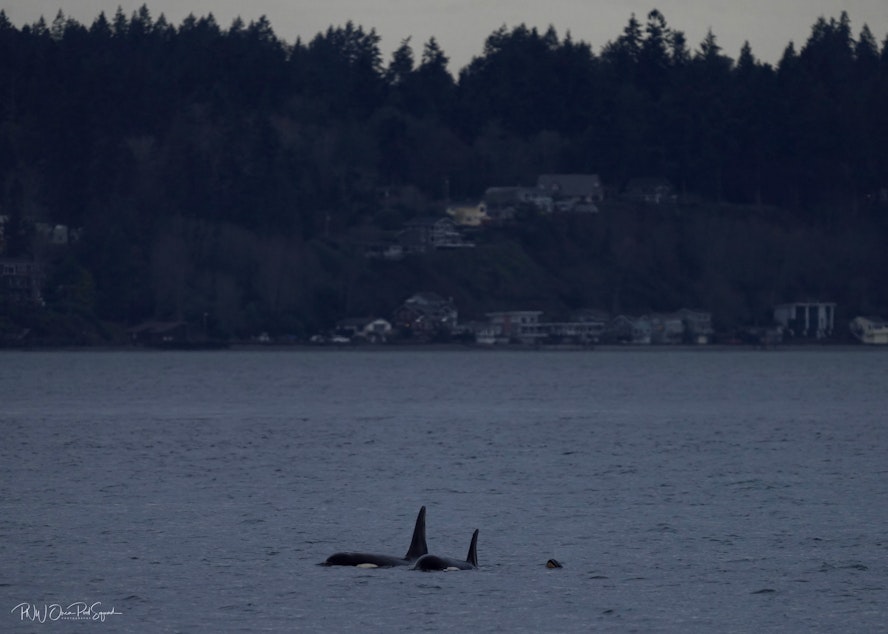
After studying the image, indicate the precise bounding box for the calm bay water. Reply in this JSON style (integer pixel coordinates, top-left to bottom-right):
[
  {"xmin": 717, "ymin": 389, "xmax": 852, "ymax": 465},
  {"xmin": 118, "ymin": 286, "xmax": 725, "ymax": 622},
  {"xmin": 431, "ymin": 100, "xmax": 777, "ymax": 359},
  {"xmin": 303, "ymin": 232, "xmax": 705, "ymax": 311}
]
[{"xmin": 1, "ymin": 348, "xmax": 886, "ymax": 632}]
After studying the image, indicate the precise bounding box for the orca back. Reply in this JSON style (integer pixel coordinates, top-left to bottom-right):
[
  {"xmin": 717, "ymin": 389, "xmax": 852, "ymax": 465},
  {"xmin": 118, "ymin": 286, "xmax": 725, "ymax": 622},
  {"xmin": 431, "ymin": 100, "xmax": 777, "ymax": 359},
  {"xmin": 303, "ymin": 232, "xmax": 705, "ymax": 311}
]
[
  {"xmin": 323, "ymin": 505, "xmax": 428, "ymax": 567},
  {"xmin": 404, "ymin": 506, "xmax": 428, "ymax": 560},
  {"xmin": 412, "ymin": 529, "xmax": 478, "ymax": 571},
  {"xmin": 324, "ymin": 552, "xmax": 408, "ymax": 567}
]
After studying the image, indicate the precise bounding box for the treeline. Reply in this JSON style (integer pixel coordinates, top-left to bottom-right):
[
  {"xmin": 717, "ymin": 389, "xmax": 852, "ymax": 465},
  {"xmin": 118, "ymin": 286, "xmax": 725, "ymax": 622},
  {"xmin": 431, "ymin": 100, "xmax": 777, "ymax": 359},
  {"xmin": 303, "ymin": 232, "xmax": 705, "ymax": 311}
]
[{"xmin": 1, "ymin": 7, "xmax": 887, "ymax": 340}]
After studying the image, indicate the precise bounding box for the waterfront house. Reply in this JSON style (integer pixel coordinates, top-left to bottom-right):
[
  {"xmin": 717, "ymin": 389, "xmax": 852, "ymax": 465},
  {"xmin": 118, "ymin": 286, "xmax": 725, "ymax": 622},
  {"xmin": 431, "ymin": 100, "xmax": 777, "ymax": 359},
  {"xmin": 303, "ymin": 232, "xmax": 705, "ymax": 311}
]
[
  {"xmin": 486, "ymin": 310, "xmax": 545, "ymax": 344},
  {"xmin": 462, "ymin": 320, "xmax": 500, "ymax": 345},
  {"xmin": 607, "ymin": 315, "xmax": 653, "ymax": 344},
  {"xmin": 393, "ymin": 292, "xmax": 458, "ymax": 336},
  {"xmin": 677, "ymin": 308, "xmax": 714, "ymax": 344},
  {"xmin": 335, "ymin": 317, "xmax": 393, "ymax": 343},
  {"xmin": 773, "ymin": 301, "xmax": 836, "ymax": 339},
  {"xmin": 479, "ymin": 310, "xmax": 605, "ymax": 345},
  {"xmin": 650, "ymin": 312, "xmax": 686, "ymax": 344},
  {"xmin": 537, "ymin": 320, "xmax": 603, "ymax": 344}
]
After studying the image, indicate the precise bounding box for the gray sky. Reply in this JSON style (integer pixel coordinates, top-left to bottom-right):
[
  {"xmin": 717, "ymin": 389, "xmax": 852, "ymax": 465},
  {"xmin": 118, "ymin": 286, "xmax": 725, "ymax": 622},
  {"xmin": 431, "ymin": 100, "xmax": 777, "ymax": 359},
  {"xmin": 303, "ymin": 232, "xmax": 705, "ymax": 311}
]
[{"xmin": 4, "ymin": 1, "xmax": 887, "ymax": 72}]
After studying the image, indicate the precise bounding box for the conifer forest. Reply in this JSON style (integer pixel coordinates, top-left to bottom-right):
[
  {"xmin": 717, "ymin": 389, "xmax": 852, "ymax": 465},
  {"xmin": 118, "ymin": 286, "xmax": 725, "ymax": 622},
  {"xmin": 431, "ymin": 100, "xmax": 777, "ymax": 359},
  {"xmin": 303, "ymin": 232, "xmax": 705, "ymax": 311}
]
[{"xmin": 1, "ymin": 7, "xmax": 887, "ymax": 343}]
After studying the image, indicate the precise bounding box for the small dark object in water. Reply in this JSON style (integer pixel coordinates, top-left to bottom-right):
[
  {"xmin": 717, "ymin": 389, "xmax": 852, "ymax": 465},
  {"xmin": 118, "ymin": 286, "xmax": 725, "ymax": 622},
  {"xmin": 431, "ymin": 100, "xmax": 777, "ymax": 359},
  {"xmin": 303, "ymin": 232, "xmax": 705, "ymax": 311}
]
[{"xmin": 546, "ymin": 559, "xmax": 563, "ymax": 569}]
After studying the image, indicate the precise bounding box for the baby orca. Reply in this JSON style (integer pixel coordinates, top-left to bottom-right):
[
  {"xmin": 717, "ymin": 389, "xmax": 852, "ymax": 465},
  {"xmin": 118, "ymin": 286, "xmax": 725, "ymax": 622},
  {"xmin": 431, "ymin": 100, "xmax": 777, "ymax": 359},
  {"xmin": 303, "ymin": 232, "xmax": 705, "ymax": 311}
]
[
  {"xmin": 323, "ymin": 506, "xmax": 428, "ymax": 567},
  {"xmin": 413, "ymin": 529, "xmax": 479, "ymax": 572}
]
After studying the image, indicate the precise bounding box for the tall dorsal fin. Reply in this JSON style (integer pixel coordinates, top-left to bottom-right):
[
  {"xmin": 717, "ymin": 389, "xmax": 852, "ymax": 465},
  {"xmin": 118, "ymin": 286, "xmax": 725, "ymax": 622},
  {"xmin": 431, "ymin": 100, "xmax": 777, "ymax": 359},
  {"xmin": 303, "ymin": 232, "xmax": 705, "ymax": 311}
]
[
  {"xmin": 404, "ymin": 506, "xmax": 428, "ymax": 560},
  {"xmin": 465, "ymin": 529, "xmax": 479, "ymax": 567}
]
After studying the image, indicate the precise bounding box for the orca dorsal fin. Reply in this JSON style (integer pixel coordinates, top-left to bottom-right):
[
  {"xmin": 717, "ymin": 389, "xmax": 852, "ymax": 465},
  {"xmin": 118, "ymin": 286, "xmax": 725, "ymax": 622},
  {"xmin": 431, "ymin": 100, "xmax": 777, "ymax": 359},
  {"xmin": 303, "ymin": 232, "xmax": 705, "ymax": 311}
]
[
  {"xmin": 404, "ymin": 506, "xmax": 428, "ymax": 560},
  {"xmin": 466, "ymin": 529, "xmax": 479, "ymax": 567}
]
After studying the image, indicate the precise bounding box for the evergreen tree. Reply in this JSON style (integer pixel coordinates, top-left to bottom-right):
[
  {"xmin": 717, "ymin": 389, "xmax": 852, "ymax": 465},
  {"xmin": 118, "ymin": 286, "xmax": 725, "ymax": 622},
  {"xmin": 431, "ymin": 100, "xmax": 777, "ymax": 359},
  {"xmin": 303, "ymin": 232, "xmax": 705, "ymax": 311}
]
[
  {"xmin": 386, "ymin": 37, "xmax": 414, "ymax": 87},
  {"xmin": 414, "ymin": 37, "xmax": 454, "ymax": 117}
]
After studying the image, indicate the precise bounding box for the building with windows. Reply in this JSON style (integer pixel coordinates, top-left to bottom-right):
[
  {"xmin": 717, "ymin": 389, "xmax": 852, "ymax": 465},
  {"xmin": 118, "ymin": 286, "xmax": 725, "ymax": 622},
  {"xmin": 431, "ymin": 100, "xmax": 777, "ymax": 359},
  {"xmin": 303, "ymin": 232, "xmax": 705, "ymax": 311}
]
[{"xmin": 774, "ymin": 301, "xmax": 836, "ymax": 339}]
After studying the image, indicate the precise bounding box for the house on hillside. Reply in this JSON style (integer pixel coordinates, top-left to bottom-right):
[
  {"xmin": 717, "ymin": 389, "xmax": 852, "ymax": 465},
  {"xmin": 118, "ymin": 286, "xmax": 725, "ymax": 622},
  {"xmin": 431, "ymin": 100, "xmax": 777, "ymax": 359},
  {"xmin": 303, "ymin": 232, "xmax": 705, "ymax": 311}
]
[
  {"xmin": 1, "ymin": 259, "xmax": 43, "ymax": 305},
  {"xmin": 35, "ymin": 222, "xmax": 80, "ymax": 246},
  {"xmin": 393, "ymin": 292, "xmax": 458, "ymax": 337},
  {"xmin": 483, "ymin": 186, "xmax": 552, "ymax": 221},
  {"xmin": 774, "ymin": 301, "xmax": 836, "ymax": 339},
  {"xmin": 849, "ymin": 316, "xmax": 888, "ymax": 344},
  {"xmin": 537, "ymin": 174, "xmax": 604, "ymax": 212},
  {"xmin": 446, "ymin": 201, "xmax": 489, "ymax": 227},
  {"xmin": 399, "ymin": 216, "xmax": 472, "ymax": 253}
]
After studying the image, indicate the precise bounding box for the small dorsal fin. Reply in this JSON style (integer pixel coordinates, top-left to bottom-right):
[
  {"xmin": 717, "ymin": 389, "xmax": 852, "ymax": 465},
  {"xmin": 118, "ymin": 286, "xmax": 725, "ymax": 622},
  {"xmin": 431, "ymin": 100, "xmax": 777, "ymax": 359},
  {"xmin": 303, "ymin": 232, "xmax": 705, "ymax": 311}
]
[
  {"xmin": 466, "ymin": 529, "xmax": 479, "ymax": 567},
  {"xmin": 404, "ymin": 506, "xmax": 428, "ymax": 560}
]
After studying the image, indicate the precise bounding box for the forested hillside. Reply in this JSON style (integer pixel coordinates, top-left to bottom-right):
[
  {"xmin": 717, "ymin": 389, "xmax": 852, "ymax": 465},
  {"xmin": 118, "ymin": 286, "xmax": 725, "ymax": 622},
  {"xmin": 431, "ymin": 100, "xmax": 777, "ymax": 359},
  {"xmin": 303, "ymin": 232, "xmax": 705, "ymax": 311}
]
[{"xmin": 1, "ymin": 7, "xmax": 887, "ymax": 343}]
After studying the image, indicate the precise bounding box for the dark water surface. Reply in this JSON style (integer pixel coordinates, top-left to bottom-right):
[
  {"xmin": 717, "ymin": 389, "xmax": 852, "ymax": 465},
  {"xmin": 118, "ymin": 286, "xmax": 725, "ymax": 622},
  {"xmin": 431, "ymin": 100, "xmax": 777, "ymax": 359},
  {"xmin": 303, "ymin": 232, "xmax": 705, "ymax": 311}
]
[{"xmin": 2, "ymin": 349, "xmax": 886, "ymax": 632}]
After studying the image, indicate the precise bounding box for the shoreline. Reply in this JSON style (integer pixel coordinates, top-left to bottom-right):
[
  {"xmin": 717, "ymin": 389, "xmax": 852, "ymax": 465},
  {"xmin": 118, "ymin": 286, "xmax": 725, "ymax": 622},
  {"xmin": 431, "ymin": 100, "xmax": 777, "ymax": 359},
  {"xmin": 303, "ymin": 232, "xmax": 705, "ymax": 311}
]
[{"xmin": 0, "ymin": 342, "xmax": 881, "ymax": 353}]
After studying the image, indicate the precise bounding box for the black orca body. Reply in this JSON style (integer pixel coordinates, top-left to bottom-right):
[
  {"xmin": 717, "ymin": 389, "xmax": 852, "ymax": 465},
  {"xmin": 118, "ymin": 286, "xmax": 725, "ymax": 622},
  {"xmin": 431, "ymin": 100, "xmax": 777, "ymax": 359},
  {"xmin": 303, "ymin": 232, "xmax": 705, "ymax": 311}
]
[
  {"xmin": 323, "ymin": 506, "xmax": 427, "ymax": 568},
  {"xmin": 413, "ymin": 529, "xmax": 479, "ymax": 571}
]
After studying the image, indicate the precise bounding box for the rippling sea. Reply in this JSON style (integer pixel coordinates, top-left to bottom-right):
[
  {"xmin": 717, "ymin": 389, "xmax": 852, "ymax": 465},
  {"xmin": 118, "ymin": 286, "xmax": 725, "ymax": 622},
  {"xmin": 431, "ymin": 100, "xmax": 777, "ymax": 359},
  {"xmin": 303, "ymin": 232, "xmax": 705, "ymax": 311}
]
[{"xmin": 2, "ymin": 348, "xmax": 886, "ymax": 632}]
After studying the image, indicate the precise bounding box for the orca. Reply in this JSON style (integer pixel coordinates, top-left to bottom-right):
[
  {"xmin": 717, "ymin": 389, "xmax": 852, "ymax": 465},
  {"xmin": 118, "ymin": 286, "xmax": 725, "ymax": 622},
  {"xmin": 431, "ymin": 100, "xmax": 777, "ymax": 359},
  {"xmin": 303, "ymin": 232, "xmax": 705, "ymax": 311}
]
[
  {"xmin": 322, "ymin": 506, "xmax": 427, "ymax": 568},
  {"xmin": 413, "ymin": 529, "xmax": 478, "ymax": 571}
]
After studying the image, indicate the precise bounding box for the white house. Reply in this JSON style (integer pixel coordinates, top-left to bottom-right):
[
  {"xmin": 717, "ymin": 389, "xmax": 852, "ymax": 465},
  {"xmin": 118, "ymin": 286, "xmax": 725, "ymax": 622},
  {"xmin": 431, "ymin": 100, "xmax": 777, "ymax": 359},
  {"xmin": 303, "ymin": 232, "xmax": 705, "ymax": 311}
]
[
  {"xmin": 446, "ymin": 202, "xmax": 489, "ymax": 226},
  {"xmin": 336, "ymin": 317, "xmax": 393, "ymax": 343},
  {"xmin": 849, "ymin": 316, "xmax": 888, "ymax": 345}
]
